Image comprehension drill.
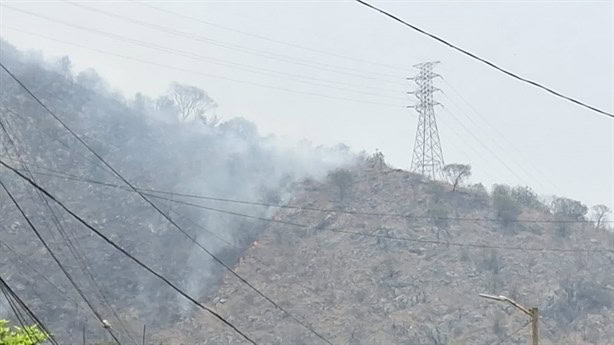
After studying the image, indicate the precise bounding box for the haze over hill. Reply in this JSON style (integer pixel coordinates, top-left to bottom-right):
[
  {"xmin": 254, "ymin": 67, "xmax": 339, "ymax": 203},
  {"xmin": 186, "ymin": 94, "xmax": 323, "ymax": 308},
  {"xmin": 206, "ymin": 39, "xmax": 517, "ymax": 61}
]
[{"xmin": 0, "ymin": 40, "xmax": 613, "ymax": 345}]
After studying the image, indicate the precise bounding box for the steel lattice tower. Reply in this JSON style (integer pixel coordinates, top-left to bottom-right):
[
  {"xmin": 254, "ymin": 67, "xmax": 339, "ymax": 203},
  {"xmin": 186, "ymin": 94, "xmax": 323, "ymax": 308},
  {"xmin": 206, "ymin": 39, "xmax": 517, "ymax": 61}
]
[{"xmin": 408, "ymin": 61, "xmax": 445, "ymax": 180}]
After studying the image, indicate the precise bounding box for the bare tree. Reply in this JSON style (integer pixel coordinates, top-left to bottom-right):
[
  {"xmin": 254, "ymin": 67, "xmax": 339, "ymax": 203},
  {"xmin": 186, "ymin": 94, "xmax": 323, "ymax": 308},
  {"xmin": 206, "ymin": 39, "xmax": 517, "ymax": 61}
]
[
  {"xmin": 591, "ymin": 204, "xmax": 611, "ymax": 229},
  {"xmin": 443, "ymin": 164, "xmax": 471, "ymax": 192},
  {"xmin": 169, "ymin": 82, "xmax": 218, "ymax": 124}
]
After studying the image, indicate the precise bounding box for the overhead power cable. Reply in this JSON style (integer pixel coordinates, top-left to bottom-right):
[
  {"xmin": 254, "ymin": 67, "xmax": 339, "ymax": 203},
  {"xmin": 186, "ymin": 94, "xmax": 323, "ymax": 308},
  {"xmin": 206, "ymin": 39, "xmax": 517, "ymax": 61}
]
[
  {"xmin": 1, "ymin": 27, "xmax": 402, "ymax": 108},
  {"xmin": 0, "ymin": 15, "xmax": 402, "ymax": 98},
  {"xmin": 137, "ymin": 192, "xmax": 614, "ymax": 254},
  {"xmin": 0, "ymin": 179, "xmax": 122, "ymax": 345},
  {"xmin": 0, "ymin": 237, "xmax": 80, "ymax": 306},
  {"xmin": 0, "ymin": 281, "xmax": 34, "ymax": 343},
  {"xmin": 6, "ymin": 157, "xmax": 608, "ymax": 225},
  {"xmin": 0, "ymin": 116, "xmax": 139, "ymax": 344},
  {"xmin": 0, "ymin": 275, "xmax": 59, "ymax": 345},
  {"xmin": 0, "ymin": 161, "xmax": 258, "ymax": 345},
  {"xmin": 134, "ymin": 0, "xmax": 412, "ymax": 72},
  {"xmin": 3, "ymin": 4, "xmax": 402, "ymax": 87},
  {"xmin": 13, "ymin": 158, "xmax": 601, "ymax": 254},
  {"xmin": 439, "ymin": 106, "xmax": 530, "ymax": 186},
  {"xmin": 354, "ymin": 0, "xmax": 614, "ymax": 119},
  {"xmin": 7, "ymin": 2, "xmax": 405, "ymax": 98},
  {"xmin": 1, "ymin": 107, "xmax": 118, "ymax": 181},
  {"xmin": 0, "ymin": 63, "xmax": 333, "ymax": 345},
  {"xmin": 65, "ymin": 1, "xmax": 404, "ymax": 81},
  {"xmin": 440, "ymin": 77, "xmax": 561, "ymax": 193}
]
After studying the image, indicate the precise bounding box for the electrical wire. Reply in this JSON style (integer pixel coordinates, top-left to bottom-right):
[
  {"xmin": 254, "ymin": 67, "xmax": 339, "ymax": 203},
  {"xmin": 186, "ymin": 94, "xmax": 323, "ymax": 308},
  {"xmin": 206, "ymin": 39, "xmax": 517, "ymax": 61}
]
[
  {"xmin": 1, "ymin": 27, "xmax": 403, "ymax": 108},
  {"xmin": 1, "ymin": 107, "xmax": 118, "ymax": 181},
  {"xmin": 0, "ymin": 63, "xmax": 335, "ymax": 345},
  {"xmin": 0, "ymin": 275, "xmax": 60, "ymax": 345},
  {"xmin": 0, "ymin": 115, "xmax": 139, "ymax": 344},
  {"xmin": 0, "ymin": 178, "xmax": 122, "ymax": 345},
  {"xmin": 5, "ymin": 156, "xmax": 608, "ymax": 225},
  {"xmin": 354, "ymin": 0, "xmax": 614, "ymax": 119},
  {"xmin": 133, "ymin": 0, "xmax": 412, "ymax": 72},
  {"xmin": 441, "ymin": 78, "xmax": 562, "ymax": 193},
  {"xmin": 3, "ymin": 3, "xmax": 404, "ymax": 88},
  {"xmin": 440, "ymin": 93, "xmax": 549, "ymax": 192},
  {"xmin": 0, "ymin": 282, "xmax": 37, "ymax": 344},
  {"xmin": 43, "ymin": 1, "xmax": 408, "ymax": 99},
  {"xmin": 439, "ymin": 106, "xmax": 530, "ymax": 186},
  {"xmin": 0, "ymin": 161, "xmax": 259, "ymax": 345},
  {"xmin": 136, "ymin": 191, "xmax": 614, "ymax": 254},
  {"xmin": 0, "ymin": 237, "xmax": 79, "ymax": 306},
  {"xmin": 65, "ymin": 1, "xmax": 405, "ymax": 82}
]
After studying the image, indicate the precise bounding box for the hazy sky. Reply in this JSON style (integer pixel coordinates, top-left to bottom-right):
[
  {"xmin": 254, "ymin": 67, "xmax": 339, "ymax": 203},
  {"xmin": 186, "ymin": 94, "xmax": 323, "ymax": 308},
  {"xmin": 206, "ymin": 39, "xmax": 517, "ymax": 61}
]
[{"xmin": 1, "ymin": 0, "xmax": 612, "ymax": 211}]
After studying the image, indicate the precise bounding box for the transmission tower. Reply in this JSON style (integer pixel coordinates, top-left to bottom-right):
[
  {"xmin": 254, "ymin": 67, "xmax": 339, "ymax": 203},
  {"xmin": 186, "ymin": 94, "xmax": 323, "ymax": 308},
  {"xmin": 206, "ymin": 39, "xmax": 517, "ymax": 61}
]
[{"xmin": 408, "ymin": 61, "xmax": 445, "ymax": 180}]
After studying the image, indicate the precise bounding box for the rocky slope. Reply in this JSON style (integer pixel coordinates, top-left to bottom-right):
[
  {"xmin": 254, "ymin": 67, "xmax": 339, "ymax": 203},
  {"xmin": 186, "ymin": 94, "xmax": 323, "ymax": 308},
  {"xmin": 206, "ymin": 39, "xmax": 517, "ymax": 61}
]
[
  {"xmin": 162, "ymin": 162, "xmax": 614, "ymax": 345},
  {"xmin": 1, "ymin": 40, "xmax": 612, "ymax": 345}
]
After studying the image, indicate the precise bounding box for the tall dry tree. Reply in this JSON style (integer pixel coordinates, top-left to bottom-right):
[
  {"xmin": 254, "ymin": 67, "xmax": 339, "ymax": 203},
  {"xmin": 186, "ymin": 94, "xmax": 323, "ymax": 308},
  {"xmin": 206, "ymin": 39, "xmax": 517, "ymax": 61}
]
[
  {"xmin": 169, "ymin": 82, "xmax": 218, "ymax": 124},
  {"xmin": 443, "ymin": 163, "xmax": 471, "ymax": 192},
  {"xmin": 591, "ymin": 204, "xmax": 611, "ymax": 229}
]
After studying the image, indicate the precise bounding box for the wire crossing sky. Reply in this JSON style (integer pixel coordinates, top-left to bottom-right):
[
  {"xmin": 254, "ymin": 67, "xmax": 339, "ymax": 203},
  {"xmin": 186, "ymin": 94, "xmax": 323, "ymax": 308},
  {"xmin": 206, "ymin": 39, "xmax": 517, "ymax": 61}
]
[
  {"xmin": 1, "ymin": 0, "xmax": 612, "ymax": 214},
  {"xmin": 354, "ymin": 0, "xmax": 614, "ymax": 119}
]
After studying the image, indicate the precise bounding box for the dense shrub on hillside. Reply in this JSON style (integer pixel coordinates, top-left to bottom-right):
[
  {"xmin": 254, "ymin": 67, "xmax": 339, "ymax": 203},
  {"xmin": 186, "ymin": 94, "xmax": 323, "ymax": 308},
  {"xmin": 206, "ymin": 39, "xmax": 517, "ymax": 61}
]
[
  {"xmin": 547, "ymin": 279, "xmax": 614, "ymax": 325},
  {"xmin": 551, "ymin": 197, "xmax": 588, "ymax": 221},
  {"xmin": 550, "ymin": 197, "xmax": 588, "ymax": 238},
  {"xmin": 511, "ymin": 186, "xmax": 543, "ymax": 209},
  {"xmin": 0, "ymin": 320, "xmax": 49, "ymax": 345},
  {"xmin": 491, "ymin": 184, "xmax": 521, "ymax": 227}
]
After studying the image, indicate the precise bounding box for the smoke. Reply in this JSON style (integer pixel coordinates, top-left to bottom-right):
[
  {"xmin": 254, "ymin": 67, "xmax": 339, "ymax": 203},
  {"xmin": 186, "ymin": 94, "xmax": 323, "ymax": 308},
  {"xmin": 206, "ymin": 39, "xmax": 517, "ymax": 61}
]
[{"xmin": 0, "ymin": 39, "xmax": 356, "ymax": 335}]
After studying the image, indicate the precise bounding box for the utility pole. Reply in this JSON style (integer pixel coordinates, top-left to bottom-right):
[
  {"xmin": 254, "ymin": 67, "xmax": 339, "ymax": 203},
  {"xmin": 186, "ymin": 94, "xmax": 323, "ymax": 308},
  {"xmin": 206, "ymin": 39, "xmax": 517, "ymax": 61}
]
[
  {"xmin": 479, "ymin": 293, "xmax": 539, "ymax": 345},
  {"xmin": 530, "ymin": 307, "xmax": 539, "ymax": 345},
  {"xmin": 408, "ymin": 61, "xmax": 445, "ymax": 180}
]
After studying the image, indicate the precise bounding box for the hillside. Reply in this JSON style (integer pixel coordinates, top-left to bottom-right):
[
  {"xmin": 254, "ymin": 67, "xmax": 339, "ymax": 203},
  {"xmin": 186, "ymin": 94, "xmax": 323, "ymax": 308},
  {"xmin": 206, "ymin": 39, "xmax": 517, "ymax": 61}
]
[
  {"xmin": 1, "ymin": 41, "xmax": 613, "ymax": 345},
  {"xmin": 0, "ymin": 40, "xmax": 353, "ymax": 343},
  {"xmin": 162, "ymin": 162, "xmax": 614, "ymax": 345}
]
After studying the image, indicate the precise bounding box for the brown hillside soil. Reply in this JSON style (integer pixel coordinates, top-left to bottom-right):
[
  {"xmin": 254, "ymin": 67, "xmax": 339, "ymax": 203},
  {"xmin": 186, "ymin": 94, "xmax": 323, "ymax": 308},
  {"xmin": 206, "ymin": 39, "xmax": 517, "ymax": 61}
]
[{"xmin": 161, "ymin": 165, "xmax": 614, "ymax": 345}]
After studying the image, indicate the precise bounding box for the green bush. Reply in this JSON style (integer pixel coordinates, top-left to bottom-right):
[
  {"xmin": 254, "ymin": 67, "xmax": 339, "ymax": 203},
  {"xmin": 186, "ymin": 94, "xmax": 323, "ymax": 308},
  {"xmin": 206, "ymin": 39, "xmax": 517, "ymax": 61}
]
[
  {"xmin": 0, "ymin": 319, "xmax": 49, "ymax": 345},
  {"xmin": 492, "ymin": 184, "xmax": 521, "ymax": 226},
  {"xmin": 551, "ymin": 197, "xmax": 588, "ymax": 221},
  {"xmin": 511, "ymin": 186, "xmax": 541, "ymax": 209}
]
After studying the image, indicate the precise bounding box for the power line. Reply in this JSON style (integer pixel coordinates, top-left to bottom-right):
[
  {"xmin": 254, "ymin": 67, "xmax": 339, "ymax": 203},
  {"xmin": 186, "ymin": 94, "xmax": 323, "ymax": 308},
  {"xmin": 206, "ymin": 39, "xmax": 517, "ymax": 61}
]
[
  {"xmin": 0, "ymin": 280, "xmax": 40, "ymax": 345},
  {"xmin": 6, "ymin": 157, "xmax": 607, "ymax": 225},
  {"xmin": 0, "ymin": 161, "xmax": 258, "ymax": 345},
  {"xmin": 440, "ymin": 106, "xmax": 530, "ymax": 186},
  {"xmin": 1, "ymin": 107, "xmax": 118, "ymax": 181},
  {"xmin": 39, "ymin": 1, "xmax": 407, "ymax": 99},
  {"xmin": 133, "ymin": 0, "xmax": 412, "ymax": 72},
  {"xmin": 0, "ymin": 63, "xmax": 332, "ymax": 344},
  {"xmin": 1, "ymin": 26, "xmax": 403, "ymax": 108},
  {"xmin": 354, "ymin": 0, "xmax": 614, "ymax": 119},
  {"xmin": 65, "ymin": 1, "xmax": 405, "ymax": 82},
  {"xmin": 442, "ymin": 78, "xmax": 560, "ymax": 190},
  {"xmin": 137, "ymin": 192, "xmax": 614, "ymax": 254},
  {"xmin": 3, "ymin": 3, "xmax": 403, "ymax": 88},
  {"xmin": 0, "ymin": 178, "xmax": 122, "ymax": 345},
  {"xmin": 0, "ymin": 275, "xmax": 59, "ymax": 345},
  {"xmin": 0, "ymin": 237, "xmax": 80, "ymax": 307},
  {"xmin": 0, "ymin": 115, "xmax": 139, "ymax": 344},
  {"xmin": 440, "ymin": 93, "xmax": 548, "ymax": 191},
  {"xmin": 0, "ymin": 18, "xmax": 402, "ymax": 99}
]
